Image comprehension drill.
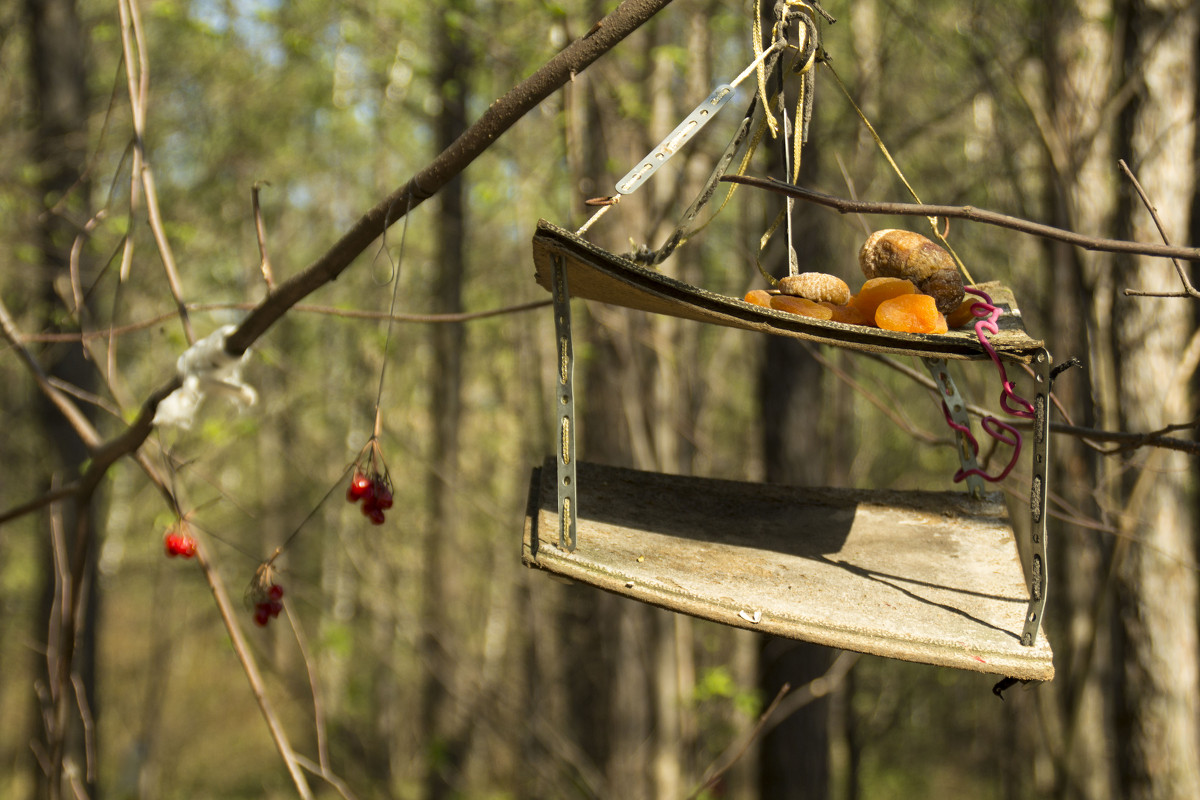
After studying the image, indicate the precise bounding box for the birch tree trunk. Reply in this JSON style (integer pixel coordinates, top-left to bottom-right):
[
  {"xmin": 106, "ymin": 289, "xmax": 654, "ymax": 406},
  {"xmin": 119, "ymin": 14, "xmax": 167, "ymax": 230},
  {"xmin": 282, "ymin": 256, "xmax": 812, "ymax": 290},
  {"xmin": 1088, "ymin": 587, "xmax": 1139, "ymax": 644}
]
[
  {"xmin": 1111, "ymin": 3, "xmax": 1200, "ymax": 798},
  {"xmin": 1040, "ymin": 1, "xmax": 1121, "ymax": 796}
]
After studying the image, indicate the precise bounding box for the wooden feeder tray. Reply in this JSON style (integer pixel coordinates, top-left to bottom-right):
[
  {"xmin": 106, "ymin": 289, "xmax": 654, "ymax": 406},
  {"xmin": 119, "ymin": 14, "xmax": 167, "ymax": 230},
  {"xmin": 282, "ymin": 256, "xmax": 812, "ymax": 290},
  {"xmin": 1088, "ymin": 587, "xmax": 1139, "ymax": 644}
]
[
  {"xmin": 531, "ymin": 220, "xmax": 1044, "ymax": 362},
  {"xmin": 524, "ymin": 461, "xmax": 1054, "ymax": 680},
  {"xmin": 525, "ymin": 220, "xmax": 1054, "ymax": 680}
]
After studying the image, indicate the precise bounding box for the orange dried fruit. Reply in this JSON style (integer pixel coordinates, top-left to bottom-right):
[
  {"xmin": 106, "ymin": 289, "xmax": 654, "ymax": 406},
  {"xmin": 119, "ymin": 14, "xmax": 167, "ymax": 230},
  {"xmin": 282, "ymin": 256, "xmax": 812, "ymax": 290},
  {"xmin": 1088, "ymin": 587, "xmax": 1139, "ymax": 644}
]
[
  {"xmin": 770, "ymin": 295, "xmax": 834, "ymax": 320},
  {"xmin": 849, "ymin": 277, "xmax": 917, "ymax": 323},
  {"xmin": 875, "ymin": 293, "xmax": 949, "ymax": 334},
  {"xmin": 821, "ymin": 302, "xmax": 867, "ymax": 325},
  {"xmin": 946, "ymin": 295, "xmax": 980, "ymax": 329},
  {"xmin": 743, "ymin": 289, "xmax": 773, "ymax": 308}
]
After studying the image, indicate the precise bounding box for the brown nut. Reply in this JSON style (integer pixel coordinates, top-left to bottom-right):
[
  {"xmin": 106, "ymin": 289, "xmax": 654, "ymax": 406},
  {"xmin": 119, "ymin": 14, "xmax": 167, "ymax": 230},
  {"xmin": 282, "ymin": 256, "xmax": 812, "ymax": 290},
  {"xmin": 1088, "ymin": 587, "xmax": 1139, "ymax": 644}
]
[
  {"xmin": 778, "ymin": 272, "xmax": 851, "ymax": 305},
  {"xmin": 858, "ymin": 230, "xmax": 965, "ymax": 314}
]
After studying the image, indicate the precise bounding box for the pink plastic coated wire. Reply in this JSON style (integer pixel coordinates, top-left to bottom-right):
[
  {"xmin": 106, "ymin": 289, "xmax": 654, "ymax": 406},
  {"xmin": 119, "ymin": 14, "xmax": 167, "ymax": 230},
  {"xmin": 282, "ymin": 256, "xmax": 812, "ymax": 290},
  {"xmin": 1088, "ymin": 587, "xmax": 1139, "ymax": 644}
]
[{"xmin": 941, "ymin": 287, "xmax": 1035, "ymax": 483}]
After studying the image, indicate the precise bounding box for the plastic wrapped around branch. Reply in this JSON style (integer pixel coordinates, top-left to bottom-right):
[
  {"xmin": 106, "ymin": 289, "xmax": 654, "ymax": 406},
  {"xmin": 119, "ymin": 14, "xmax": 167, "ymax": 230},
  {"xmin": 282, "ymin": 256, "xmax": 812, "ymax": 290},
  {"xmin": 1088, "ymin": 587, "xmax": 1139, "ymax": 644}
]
[{"xmin": 153, "ymin": 325, "xmax": 257, "ymax": 429}]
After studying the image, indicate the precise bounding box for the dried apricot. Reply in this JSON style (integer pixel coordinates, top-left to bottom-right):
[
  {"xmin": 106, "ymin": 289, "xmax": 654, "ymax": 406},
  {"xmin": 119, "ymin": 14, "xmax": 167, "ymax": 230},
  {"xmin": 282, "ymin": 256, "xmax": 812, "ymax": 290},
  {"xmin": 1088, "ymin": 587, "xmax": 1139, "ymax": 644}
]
[
  {"xmin": 770, "ymin": 295, "xmax": 834, "ymax": 320},
  {"xmin": 875, "ymin": 293, "xmax": 949, "ymax": 334},
  {"xmin": 821, "ymin": 302, "xmax": 867, "ymax": 325},
  {"xmin": 945, "ymin": 295, "xmax": 980, "ymax": 329},
  {"xmin": 743, "ymin": 289, "xmax": 773, "ymax": 308},
  {"xmin": 848, "ymin": 277, "xmax": 916, "ymax": 323}
]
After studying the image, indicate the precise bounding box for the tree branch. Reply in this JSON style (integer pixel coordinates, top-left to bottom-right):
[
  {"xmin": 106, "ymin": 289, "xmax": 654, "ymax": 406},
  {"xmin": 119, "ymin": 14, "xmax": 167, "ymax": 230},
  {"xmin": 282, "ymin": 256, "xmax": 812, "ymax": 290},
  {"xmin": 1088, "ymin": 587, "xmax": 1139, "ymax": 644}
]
[
  {"xmin": 722, "ymin": 175, "xmax": 1200, "ymax": 263},
  {"xmin": 47, "ymin": 0, "xmax": 675, "ymax": 510},
  {"xmin": 224, "ymin": 0, "xmax": 676, "ymax": 356}
]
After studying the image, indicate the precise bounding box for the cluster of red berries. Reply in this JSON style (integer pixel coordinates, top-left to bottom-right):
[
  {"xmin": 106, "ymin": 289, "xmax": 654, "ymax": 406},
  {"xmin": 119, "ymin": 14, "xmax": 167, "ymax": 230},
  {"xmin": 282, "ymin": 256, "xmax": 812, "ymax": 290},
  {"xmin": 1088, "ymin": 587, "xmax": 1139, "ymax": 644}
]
[
  {"xmin": 346, "ymin": 470, "xmax": 393, "ymax": 525},
  {"xmin": 164, "ymin": 527, "xmax": 197, "ymax": 558},
  {"xmin": 252, "ymin": 583, "xmax": 285, "ymax": 627}
]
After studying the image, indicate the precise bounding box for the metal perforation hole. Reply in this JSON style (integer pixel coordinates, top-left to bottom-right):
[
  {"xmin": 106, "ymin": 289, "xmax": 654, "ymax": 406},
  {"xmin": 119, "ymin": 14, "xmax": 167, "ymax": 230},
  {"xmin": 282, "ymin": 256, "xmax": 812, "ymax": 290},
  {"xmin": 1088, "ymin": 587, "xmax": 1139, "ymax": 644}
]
[{"xmin": 1030, "ymin": 476, "xmax": 1043, "ymax": 523}]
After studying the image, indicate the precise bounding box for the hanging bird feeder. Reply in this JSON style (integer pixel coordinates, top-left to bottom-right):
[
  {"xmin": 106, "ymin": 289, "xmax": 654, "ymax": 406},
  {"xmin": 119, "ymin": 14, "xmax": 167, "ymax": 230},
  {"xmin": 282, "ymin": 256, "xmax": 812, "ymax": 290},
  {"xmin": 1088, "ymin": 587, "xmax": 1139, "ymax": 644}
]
[{"xmin": 521, "ymin": 2, "xmax": 1054, "ymax": 682}]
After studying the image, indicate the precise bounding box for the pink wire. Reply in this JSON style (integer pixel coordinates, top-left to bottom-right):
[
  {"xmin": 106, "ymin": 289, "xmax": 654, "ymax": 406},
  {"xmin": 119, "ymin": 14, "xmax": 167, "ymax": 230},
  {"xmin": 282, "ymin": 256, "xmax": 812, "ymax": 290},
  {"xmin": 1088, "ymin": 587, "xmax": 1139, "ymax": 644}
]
[{"xmin": 943, "ymin": 287, "xmax": 1034, "ymax": 483}]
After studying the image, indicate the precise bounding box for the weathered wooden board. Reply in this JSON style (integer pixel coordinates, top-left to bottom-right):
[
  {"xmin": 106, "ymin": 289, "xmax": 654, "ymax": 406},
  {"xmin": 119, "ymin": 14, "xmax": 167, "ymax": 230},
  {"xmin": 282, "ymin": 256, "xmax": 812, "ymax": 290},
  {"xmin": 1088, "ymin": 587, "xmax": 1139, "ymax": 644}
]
[
  {"xmin": 532, "ymin": 219, "xmax": 1045, "ymax": 361},
  {"xmin": 523, "ymin": 460, "xmax": 1054, "ymax": 681}
]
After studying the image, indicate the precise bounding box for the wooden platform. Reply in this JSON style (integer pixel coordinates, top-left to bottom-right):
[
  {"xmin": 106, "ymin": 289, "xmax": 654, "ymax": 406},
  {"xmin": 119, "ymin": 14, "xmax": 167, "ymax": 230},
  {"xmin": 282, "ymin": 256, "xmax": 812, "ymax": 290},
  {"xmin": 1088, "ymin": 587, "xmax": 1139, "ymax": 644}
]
[
  {"xmin": 532, "ymin": 220, "xmax": 1045, "ymax": 362},
  {"xmin": 523, "ymin": 460, "xmax": 1054, "ymax": 681}
]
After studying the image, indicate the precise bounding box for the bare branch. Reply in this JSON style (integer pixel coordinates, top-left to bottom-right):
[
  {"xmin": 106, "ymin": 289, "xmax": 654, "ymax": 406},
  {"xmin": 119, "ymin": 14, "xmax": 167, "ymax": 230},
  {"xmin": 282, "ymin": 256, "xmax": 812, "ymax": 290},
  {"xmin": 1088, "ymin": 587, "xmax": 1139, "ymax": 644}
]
[
  {"xmin": 223, "ymin": 0, "xmax": 678, "ymax": 357},
  {"xmin": 686, "ymin": 683, "xmax": 791, "ymax": 800},
  {"xmin": 1117, "ymin": 158, "xmax": 1200, "ymax": 298},
  {"xmin": 117, "ymin": 0, "xmax": 194, "ymax": 343},
  {"xmin": 193, "ymin": 542, "xmax": 314, "ymax": 799},
  {"xmin": 252, "ymin": 182, "xmax": 276, "ymax": 291},
  {"xmin": 29, "ymin": 0, "xmax": 676, "ymax": 516},
  {"xmin": 723, "ymin": 175, "xmax": 1200, "ymax": 263}
]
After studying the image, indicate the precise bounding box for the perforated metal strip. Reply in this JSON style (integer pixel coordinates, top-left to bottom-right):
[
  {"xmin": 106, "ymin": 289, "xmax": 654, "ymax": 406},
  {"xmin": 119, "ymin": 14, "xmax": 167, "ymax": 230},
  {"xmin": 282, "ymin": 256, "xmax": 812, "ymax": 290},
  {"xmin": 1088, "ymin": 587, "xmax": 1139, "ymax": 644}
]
[
  {"xmin": 1020, "ymin": 348, "xmax": 1052, "ymax": 647},
  {"xmin": 551, "ymin": 253, "xmax": 578, "ymax": 551},
  {"xmin": 923, "ymin": 358, "xmax": 985, "ymax": 500}
]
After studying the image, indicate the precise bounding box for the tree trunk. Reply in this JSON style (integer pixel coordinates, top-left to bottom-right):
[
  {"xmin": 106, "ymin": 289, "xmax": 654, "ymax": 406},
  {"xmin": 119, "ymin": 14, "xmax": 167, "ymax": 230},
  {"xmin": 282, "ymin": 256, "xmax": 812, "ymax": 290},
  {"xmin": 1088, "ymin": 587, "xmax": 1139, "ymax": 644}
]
[
  {"xmin": 757, "ymin": 120, "xmax": 835, "ymax": 800},
  {"xmin": 1111, "ymin": 3, "xmax": 1200, "ymax": 799},
  {"xmin": 24, "ymin": 0, "xmax": 96, "ymax": 796},
  {"xmin": 421, "ymin": 4, "xmax": 472, "ymax": 797},
  {"xmin": 1040, "ymin": 1, "xmax": 1121, "ymax": 797}
]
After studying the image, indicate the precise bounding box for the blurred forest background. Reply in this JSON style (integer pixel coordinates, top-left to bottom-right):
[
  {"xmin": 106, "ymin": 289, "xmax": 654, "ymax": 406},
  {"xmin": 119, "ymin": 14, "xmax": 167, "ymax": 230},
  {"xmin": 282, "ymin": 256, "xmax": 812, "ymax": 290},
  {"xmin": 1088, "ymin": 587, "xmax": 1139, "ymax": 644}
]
[{"xmin": 2, "ymin": 0, "xmax": 1198, "ymax": 798}]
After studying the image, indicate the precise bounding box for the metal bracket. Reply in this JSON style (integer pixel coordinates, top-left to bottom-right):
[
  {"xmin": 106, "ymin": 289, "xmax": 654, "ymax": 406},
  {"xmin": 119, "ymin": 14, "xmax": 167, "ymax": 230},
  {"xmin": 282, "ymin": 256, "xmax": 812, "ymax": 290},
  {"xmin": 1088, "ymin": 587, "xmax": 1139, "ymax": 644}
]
[
  {"xmin": 1020, "ymin": 348, "xmax": 1052, "ymax": 647},
  {"xmin": 615, "ymin": 84, "xmax": 735, "ymax": 196},
  {"xmin": 923, "ymin": 358, "xmax": 986, "ymax": 500},
  {"xmin": 551, "ymin": 253, "xmax": 578, "ymax": 551}
]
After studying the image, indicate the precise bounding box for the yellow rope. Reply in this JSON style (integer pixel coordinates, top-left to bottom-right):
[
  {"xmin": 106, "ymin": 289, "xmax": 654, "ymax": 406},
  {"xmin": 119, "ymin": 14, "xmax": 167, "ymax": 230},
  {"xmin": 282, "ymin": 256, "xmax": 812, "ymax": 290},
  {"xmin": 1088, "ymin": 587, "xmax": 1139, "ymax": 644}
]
[
  {"xmin": 822, "ymin": 59, "xmax": 976, "ymax": 284},
  {"xmin": 753, "ymin": 0, "xmax": 779, "ymax": 139}
]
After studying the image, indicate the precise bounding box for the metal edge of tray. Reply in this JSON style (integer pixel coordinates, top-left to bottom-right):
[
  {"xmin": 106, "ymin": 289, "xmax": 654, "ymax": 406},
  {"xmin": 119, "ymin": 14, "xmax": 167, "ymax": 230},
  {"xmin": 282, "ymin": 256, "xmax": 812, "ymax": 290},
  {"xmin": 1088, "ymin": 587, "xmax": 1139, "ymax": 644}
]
[{"xmin": 532, "ymin": 220, "xmax": 1045, "ymax": 362}]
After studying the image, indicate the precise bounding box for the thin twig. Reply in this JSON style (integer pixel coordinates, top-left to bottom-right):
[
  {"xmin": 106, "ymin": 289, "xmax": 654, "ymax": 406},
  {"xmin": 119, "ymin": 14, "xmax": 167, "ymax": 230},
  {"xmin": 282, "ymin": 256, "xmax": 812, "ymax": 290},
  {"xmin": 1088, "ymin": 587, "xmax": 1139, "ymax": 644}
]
[
  {"xmin": 763, "ymin": 651, "xmax": 860, "ymax": 734},
  {"xmin": 722, "ymin": 175, "xmax": 1200, "ymax": 263},
  {"xmin": 252, "ymin": 182, "xmax": 276, "ymax": 291},
  {"xmin": 0, "ymin": 296, "xmax": 100, "ymax": 449},
  {"xmin": 117, "ymin": 0, "xmax": 194, "ymax": 344},
  {"xmin": 864, "ymin": 352, "xmax": 1200, "ymax": 455},
  {"xmin": 222, "ymin": 0, "xmax": 678, "ymax": 357},
  {"xmin": 15, "ymin": 299, "xmax": 555, "ymax": 343},
  {"xmin": 293, "ymin": 754, "xmax": 360, "ymax": 800},
  {"xmin": 686, "ymin": 683, "xmax": 791, "ymax": 800},
  {"xmin": 284, "ymin": 603, "xmax": 333, "ymax": 773},
  {"xmin": 0, "ymin": 482, "xmax": 81, "ymax": 527},
  {"xmin": 70, "ymin": 673, "xmax": 97, "ymax": 783},
  {"xmin": 193, "ymin": 542, "xmax": 314, "ymax": 799},
  {"xmin": 11, "ymin": 0, "xmax": 677, "ymax": 517},
  {"xmin": 1117, "ymin": 158, "xmax": 1200, "ymax": 298}
]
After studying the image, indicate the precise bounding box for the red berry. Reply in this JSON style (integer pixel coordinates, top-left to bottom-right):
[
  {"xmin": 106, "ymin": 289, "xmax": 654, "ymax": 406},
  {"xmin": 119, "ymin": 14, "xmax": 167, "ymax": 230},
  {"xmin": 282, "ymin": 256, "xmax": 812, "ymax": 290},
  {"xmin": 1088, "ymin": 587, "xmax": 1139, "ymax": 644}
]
[
  {"xmin": 373, "ymin": 483, "xmax": 393, "ymax": 510},
  {"xmin": 268, "ymin": 600, "xmax": 283, "ymax": 618},
  {"xmin": 268, "ymin": 584, "xmax": 284, "ymax": 601},
  {"xmin": 347, "ymin": 472, "xmax": 372, "ymax": 503},
  {"xmin": 366, "ymin": 506, "xmax": 386, "ymax": 525},
  {"xmin": 253, "ymin": 603, "xmax": 271, "ymax": 627},
  {"xmin": 164, "ymin": 531, "xmax": 196, "ymax": 558}
]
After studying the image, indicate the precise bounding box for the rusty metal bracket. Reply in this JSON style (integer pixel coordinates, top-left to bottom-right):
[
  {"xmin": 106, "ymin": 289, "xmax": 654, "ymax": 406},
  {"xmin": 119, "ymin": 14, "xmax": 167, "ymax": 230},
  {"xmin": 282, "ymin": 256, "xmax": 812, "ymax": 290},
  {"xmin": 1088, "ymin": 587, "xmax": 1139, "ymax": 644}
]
[
  {"xmin": 1020, "ymin": 348, "xmax": 1052, "ymax": 647},
  {"xmin": 923, "ymin": 358, "xmax": 986, "ymax": 500},
  {"xmin": 551, "ymin": 253, "xmax": 578, "ymax": 551}
]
